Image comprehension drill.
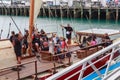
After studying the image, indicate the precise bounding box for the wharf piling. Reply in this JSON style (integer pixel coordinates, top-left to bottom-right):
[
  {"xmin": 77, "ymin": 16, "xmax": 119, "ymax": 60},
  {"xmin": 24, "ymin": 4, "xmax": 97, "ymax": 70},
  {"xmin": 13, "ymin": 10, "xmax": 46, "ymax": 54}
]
[{"xmin": 0, "ymin": 6, "xmax": 120, "ymax": 21}]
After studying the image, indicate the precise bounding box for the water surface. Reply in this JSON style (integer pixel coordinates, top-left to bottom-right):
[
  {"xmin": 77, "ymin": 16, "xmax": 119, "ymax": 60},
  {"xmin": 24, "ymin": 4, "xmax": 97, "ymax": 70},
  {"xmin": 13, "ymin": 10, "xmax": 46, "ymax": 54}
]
[{"xmin": 0, "ymin": 15, "xmax": 120, "ymax": 39}]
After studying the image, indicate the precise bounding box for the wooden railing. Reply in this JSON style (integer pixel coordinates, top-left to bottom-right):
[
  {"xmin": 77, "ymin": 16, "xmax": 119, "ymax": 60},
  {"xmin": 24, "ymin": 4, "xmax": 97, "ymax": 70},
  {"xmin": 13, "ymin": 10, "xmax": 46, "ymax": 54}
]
[{"xmin": 0, "ymin": 60, "xmax": 37, "ymax": 80}]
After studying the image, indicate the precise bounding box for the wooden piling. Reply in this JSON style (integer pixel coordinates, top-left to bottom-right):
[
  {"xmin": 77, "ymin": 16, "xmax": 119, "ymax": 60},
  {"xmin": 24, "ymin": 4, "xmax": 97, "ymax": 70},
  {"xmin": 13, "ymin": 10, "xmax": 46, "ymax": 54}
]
[
  {"xmin": 106, "ymin": 8, "xmax": 110, "ymax": 20},
  {"xmin": 116, "ymin": 7, "xmax": 118, "ymax": 22},
  {"xmin": 89, "ymin": 8, "xmax": 91, "ymax": 19},
  {"xmin": 98, "ymin": 8, "xmax": 100, "ymax": 20}
]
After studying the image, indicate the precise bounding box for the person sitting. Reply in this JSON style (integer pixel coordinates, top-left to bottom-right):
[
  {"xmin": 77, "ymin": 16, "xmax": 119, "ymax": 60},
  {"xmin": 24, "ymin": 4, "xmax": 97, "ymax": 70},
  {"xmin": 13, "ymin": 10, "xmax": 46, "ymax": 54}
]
[
  {"xmin": 42, "ymin": 38, "xmax": 49, "ymax": 51},
  {"xmin": 81, "ymin": 36, "xmax": 87, "ymax": 48},
  {"xmin": 32, "ymin": 33, "xmax": 41, "ymax": 53},
  {"xmin": 86, "ymin": 36, "xmax": 92, "ymax": 46},
  {"xmin": 103, "ymin": 33, "xmax": 112, "ymax": 47},
  {"xmin": 40, "ymin": 29, "xmax": 48, "ymax": 40},
  {"xmin": 90, "ymin": 37, "xmax": 97, "ymax": 46}
]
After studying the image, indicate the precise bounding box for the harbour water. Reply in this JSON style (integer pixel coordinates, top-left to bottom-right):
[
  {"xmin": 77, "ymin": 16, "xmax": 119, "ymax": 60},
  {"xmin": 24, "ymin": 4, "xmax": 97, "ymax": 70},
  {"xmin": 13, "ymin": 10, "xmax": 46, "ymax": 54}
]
[{"xmin": 0, "ymin": 15, "xmax": 120, "ymax": 39}]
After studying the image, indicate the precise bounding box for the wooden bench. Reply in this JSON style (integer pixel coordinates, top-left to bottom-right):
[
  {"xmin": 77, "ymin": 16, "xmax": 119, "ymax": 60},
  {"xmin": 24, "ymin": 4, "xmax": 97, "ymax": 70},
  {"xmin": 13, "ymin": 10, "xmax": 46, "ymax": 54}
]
[
  {"xmin": 40, "ymin": 51, "xmax": 53, "ymax": 61},
  {"xmin": 77, "ymin": 50, "xmax": 86, "ymax": 59},
  {"xmin": 87, "ymin": 47, "xmax": 98, "ymax": 56}
]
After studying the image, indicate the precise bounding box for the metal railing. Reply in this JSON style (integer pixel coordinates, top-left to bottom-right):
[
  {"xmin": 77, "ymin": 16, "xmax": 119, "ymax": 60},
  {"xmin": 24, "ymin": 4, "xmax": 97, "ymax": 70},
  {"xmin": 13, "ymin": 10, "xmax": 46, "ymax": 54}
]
[{"xmin": 46, "ymin": 41, "xmax": 120, "ymax": 80}]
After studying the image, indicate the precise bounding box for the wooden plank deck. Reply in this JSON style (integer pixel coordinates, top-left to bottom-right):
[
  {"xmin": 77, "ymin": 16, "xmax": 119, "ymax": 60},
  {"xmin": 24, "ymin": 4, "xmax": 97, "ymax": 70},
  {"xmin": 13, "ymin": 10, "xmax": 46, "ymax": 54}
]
[
  {"xmin": 0, "ymin": 45, "xmax": 80, "ymax": 80},
  {"xmin": 0, "ymin": 56, "xmax": 70, "ymax": 80}
]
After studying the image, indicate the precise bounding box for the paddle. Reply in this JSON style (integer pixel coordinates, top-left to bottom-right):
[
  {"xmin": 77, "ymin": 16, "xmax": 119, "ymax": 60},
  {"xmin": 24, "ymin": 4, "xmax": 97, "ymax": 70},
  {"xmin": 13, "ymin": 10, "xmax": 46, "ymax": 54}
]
[
  {"xmin": 7, "ymin": 23, "xmax": 11, "ymax": 38},
  {"xmin": 0, "ymin": 29, "xmax": 3, "ymax": 39}
]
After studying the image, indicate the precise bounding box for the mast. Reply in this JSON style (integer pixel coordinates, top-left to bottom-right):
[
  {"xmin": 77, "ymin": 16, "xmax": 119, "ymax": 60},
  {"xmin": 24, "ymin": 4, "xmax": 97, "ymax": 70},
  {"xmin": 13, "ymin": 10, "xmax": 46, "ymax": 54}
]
[{"xmin": 28, "ymin": 0, "xmax": 35, "ymax": 55}]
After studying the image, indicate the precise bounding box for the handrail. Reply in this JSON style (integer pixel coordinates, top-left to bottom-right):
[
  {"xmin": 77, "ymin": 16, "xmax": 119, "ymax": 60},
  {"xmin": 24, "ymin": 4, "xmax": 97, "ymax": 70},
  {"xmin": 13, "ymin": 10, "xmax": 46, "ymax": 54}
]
[
  {"xmin": 46, "ymin": 40, "xmax": 120, "ymax": 80},
  {"xmin": 0, "ymin": 60, "xmax": 37, "ymax": 71},
  {"xmin": 0, "ymin": 60, "xmax": 37, "ymax": 80},
  {"xmin": 103, "ymin": 67, "xmax": 120, "ymax": 80}
]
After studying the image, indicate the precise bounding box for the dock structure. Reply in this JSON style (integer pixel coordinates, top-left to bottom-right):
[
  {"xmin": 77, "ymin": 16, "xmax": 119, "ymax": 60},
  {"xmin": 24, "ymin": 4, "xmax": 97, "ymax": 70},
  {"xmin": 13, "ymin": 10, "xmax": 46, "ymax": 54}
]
[{"xmin": 0, "ymin": 6, "xmax": 120, "ymax": 21}]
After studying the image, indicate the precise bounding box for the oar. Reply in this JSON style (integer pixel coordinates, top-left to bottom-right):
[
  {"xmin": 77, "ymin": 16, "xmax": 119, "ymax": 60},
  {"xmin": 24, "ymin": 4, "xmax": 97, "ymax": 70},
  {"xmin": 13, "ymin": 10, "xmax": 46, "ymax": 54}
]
[
  {"xmin": 10, "ymin": 17, "xmax": 21, "ymax": 33},
  {"xmin": 0, "ymin": 29, "xmax": 3, "ymax": 39},
  {"xmin": 7, "ymin": 23, "xmax": 11, "ymax": 38}
]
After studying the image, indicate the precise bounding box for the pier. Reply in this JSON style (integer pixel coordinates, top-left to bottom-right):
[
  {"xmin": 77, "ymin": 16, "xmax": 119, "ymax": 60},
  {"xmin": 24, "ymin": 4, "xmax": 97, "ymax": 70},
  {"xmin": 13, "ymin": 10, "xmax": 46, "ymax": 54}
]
[{"xmin": 0, "ymin": 6, "xmax": 120, "ymax": 21}]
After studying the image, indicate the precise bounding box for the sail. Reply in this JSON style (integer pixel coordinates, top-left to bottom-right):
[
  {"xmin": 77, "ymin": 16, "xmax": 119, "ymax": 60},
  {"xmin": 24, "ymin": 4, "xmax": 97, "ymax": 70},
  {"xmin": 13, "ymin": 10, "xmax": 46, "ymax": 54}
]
[{"xmin": 34, "ymin": 0, "xmax": 43, "ymax": 22}]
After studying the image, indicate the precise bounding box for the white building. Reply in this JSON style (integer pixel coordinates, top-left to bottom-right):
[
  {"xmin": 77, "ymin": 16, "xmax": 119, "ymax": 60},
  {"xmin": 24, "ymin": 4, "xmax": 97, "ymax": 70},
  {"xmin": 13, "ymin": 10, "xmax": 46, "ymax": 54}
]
[{"xmin": 43, "ymin": 0, "xmax": 74, "ymax": 7}]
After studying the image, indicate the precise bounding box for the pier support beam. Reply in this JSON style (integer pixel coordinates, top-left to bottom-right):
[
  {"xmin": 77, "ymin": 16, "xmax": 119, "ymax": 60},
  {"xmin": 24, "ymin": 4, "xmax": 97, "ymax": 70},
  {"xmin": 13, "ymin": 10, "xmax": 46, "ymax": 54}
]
[
  {"xmin": 74, "ymin": 7, "xmax": 77, "ymax": 18},
  {"xmin": 48, "ymin": 7, "xmax": 51, "ymax": 17},
  {"xmin": 55, "ymin": 7, "xmax": 57, "ymax": 17},
  {"xmin": 12, "ymin": 8, "xmax": 14, "ymax": 16},
  {"xmin": 15, "ymin": 8, "xmax": 17, "ymax": 16},
  {"xmin": 98, "ymin": 8, "xmax": 100, "ymax": 20},
  {"xmin": 80, "ymin": 1, "xmax": 83, "ymax": 19},
  {"xmin": 67, "ymin": 6, "xmax": 69, "ymax": 18},
  {"xmin": 106, "ymin": 9, "xmax": 110, "ymax": 20},
  {"xmin": 5, "ymin": 8, "xmax": 7, "ymax": 15},
  {"xmin": 89, "ymin": 7, "xmax": 91, "ymax": 19},
  {"xmin": 2, "ymin": 8, "xmax": 3, "ymax": 15},
  {"xmin": 24, "ymin": 7, "xmax": 26, "ymax": 16},
  {"xmin": 81, "ymin": 8, "xmax": 83, "ymax": 18},
  {"xmin": 116, "ymin": 8, "xmax": 119, "ymax": 22}
]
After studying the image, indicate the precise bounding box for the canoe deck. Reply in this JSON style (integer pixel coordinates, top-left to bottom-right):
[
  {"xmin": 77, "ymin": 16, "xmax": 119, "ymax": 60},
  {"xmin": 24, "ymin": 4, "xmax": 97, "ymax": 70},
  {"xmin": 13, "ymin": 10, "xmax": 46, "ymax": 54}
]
[
  {"xmin": 0, "ymin": 45, "xmax": 80, "ymax": 80},
  {"xmin": 0, "ymin": 56, "xmax": 71, "ymax": 80}
]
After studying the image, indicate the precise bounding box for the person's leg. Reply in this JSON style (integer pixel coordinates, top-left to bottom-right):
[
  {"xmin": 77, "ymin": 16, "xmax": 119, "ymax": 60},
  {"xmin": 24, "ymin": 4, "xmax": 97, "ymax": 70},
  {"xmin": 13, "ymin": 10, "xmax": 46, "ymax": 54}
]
[
  {"xmin": 67, "ymin": 39, "xmax": 71, "ymax": 44},
  {"xmin": 35, "ymin": 43, "xmax": 40, "ymax": 53},
  {"xmin": 67, "ymin": 34, "xmax": 71, "ymax": 44},
  {"xmin": 17, "ymin": 56, "xmax": 21, "ymax": 64}
]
